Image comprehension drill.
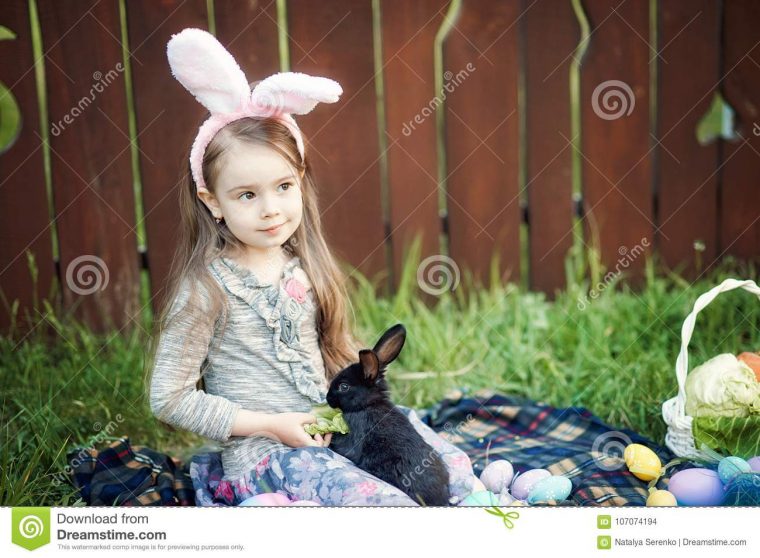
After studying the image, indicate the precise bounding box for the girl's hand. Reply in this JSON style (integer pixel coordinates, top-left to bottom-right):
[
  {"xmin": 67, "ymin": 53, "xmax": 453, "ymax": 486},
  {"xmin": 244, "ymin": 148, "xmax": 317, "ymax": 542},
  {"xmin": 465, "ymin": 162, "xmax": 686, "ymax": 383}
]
[
  {"xmin": 271, "ymin": 413, "xmax": 331, "ymax": 448},
  {"xmin": 313, "ymin": 432, "xmax": 332, "ymax": 448}
]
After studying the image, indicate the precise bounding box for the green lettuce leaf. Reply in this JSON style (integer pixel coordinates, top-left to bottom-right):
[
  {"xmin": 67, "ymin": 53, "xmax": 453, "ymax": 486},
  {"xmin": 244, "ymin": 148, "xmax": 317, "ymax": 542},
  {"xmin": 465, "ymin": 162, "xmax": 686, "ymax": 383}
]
[
  {"xmin": 692, "ymin": 415, "xmax": 760, "ymax": 459},
  {"xmin": 304, "ymin": 404, "xmax": 349, "ymax": 435}
]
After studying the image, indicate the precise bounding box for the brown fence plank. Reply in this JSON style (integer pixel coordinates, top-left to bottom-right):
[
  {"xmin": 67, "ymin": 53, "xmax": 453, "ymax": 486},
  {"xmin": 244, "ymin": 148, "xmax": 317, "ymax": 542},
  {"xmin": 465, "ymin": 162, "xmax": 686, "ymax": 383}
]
[
  {"xmin": 286, "ymin": 0, "xmax": 386, "ymax": 284},
  {"xmin": 580, "ymin": 0, "xmax": 654, "ymax": 282},
  {"xmin": 0, "ymin": 1, "xmax": 56, "ymax": 333},
  {"xmin": 381, "ymin": 0, "xmax": 449, "ymax": 290},
  {"xmin": 525, "ymin": 0, "xmax": 577, "ymax": 296},
  {"xmin": 721, "ymin": 0, "xmax": 760, "ymax": 263},
  {"xmin": 215, "ymin": 0, "xmax": 280, "ymax": 77},
  {"xmin": 39, "ymin": 0, "xmax": 139, "ymax": 331},
  {"xmin": 443, "ymin": 0, "xmax": 521, "ymax": 288},
  {"xmin": 126, "ymin": 0, "xmax": 208, "ymax": 314},
  {"xmin": 657, "ymin": 0, "xmax": 720, "ymax": 278}
]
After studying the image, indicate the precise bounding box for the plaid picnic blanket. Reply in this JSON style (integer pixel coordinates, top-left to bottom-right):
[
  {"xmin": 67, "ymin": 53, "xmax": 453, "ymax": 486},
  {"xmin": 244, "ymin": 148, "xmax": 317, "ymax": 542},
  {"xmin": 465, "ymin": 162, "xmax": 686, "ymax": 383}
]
[
  {"xmin": 65, "ymin": 437, "xmax": 194, "ymax": 506},
  {"xmin": 417, "ymin": 389, "xmax": 682, "ymax": 506},
  {"xmin": 67, "ymin": 391, "xmax": 681, "ymax": 506}
]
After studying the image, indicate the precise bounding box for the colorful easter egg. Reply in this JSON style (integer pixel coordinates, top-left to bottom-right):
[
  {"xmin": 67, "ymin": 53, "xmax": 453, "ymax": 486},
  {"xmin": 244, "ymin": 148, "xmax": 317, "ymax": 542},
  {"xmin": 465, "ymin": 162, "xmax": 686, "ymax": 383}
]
[
  {"xmin": 646, "ymin": 489, "xmax": 677, "ymax": 507},
  {"xmin": 624, "ymin": 444, "xmax": 662, "ymax": 481},
  {"xmin": 526, "ymin": 475, "xmax": 572, "ymax": 504},
  {"xmin": 479, "ymin": 460, "xmax": 515, "ymax": 494},
  {"xmin": 718, "ymin": 457, "xmax": 752, "ymax": 484},
  {"xmin": 668, "ymin": 468, "xmax": 725, "ymax": 506},
  {"xmin": 510, "ymin": 469, "xmax": 551, "ymax": 500},
  {"xmin": 289, "ymin": 500, "xmax": 321, "ymax": 506},
  {"xmin": 238, "ymin": 492, "xmax": 292, "ymax": 506},
  {"xmin": 746, "ymin": 456, "xmax": 760, "ymax": 472}
]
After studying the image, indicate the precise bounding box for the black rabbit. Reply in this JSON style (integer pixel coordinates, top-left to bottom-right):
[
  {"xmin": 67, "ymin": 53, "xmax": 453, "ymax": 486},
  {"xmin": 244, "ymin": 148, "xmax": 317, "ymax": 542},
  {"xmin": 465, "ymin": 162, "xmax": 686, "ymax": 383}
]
[{"xmin": 326, "ymin": 324, "xmax": 451, "ymax": 506}]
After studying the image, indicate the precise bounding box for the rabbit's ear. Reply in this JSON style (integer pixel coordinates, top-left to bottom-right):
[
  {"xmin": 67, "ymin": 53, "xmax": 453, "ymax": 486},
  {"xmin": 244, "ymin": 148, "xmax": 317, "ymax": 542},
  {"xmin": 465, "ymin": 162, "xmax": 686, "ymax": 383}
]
[
  {"xmin": 373, "ymin": 324, "xmax": 406, "ymax": 368},
  {"xmin": 359, "ymin": 350, "xmax": 380, "ymax": 382},
  {"xmin": 167, "ymin": 28, "xmax": 250, "ymax": 114},
  {"xmin": 251, "ymin": 72, "xmax": 342, "ymax": 115}
]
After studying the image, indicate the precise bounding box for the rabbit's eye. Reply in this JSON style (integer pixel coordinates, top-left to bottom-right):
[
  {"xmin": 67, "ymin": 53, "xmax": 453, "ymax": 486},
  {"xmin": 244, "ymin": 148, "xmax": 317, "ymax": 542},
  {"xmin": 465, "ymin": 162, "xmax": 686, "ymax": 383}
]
[{"xmin": 338, "ymin": 383, "xmax": 349, "ymax": 393}]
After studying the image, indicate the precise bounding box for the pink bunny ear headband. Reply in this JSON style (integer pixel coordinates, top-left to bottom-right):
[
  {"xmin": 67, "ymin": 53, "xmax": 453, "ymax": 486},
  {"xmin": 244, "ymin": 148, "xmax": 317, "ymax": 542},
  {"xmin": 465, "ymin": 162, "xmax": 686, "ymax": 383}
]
[{"xmin": 166, "ymin": 28, "xmax": 343, "ymax": 193}]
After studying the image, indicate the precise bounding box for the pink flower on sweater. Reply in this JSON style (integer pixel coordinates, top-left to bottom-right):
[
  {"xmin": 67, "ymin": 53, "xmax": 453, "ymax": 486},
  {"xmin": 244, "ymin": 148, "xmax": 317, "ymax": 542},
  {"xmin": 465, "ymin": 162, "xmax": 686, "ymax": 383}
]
[
  {"xmin": 356, "ymin": 481, "xmax": 377, "ymax": 496},
  {"xmin": 449, "ymin": 454, "xmax": 471, "ymax": 469},
  {"xmin": 214, "ymin": 481, "xmax": 235, "ymax": 503},
  {"xmin": 284, "ymin": 278, "xmax": 307, "ymax": 303},
  {"xmin": 255, "ymin": 455, "xmax": 271, "ymax": 477}
]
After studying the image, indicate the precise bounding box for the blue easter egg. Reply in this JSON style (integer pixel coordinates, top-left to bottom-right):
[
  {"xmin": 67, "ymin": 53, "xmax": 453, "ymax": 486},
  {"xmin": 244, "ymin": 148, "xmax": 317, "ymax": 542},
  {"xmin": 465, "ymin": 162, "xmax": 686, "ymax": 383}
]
[
  {"xmin": 460, "ymin": 490, "xmax": 501, "ymax": 506},
  {"xmin": 718, "ymin": 457, "xmax": 752, "ymax": 484},
  {"xmin": 527, "ymin": 475, "xmax": 572, "ymax": 504}
]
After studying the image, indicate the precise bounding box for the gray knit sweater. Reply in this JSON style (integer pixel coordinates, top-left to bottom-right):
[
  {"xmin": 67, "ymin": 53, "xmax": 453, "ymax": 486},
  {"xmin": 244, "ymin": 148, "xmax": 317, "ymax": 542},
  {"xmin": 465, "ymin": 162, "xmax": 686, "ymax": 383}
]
[{"xmin": 149, "ymin": 254, "xmax": 329, "ymax": 480}]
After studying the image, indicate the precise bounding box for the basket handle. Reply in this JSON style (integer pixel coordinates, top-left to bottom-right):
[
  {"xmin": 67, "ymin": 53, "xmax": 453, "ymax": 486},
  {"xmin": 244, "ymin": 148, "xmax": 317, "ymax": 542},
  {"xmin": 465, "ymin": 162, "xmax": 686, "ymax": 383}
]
[{"xmin": 674, "ymin": 278, "xmax": 760, "ymax": 417}]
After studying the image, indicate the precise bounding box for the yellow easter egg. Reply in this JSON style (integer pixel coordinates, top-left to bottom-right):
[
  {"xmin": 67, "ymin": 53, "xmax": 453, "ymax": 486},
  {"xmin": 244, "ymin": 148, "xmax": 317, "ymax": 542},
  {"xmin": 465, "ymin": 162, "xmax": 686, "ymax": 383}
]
[
  {"xmin": 624, "ymin": 444, "xmax": 662, "ymax": 482},
  {"xmin": 646, "ymin": 489, "xmax": 677, "ymax": 507},
  {"xmin": 471, "ymin": 477, "xmax": 487, "ymax": 493}
]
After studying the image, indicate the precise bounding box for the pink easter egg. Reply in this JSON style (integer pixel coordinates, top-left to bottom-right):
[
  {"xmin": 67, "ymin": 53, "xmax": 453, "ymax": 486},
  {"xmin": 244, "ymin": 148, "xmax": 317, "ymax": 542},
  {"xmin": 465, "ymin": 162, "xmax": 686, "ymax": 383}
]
[
  {"xmin": 238, "ymin": 492, "xmax": 292, "ymax": 506},
  {"xmin": 748, "ymin": 456, "xmax": 760, "ymax": 473}
]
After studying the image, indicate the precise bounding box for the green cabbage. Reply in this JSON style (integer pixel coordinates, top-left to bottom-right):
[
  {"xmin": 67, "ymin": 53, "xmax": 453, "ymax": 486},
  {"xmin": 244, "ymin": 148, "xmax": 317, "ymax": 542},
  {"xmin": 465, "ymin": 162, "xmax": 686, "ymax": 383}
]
[
  {"xmin": 692, "ymin": 415, "xmax": 760, "ymax": 458},
  {"xmin": 303, "ymin": 404, "xmax": 349, "ymax": 435},
  {"xmin": 684, "ymin": 353, "xmax": 760, "ymax": 418}
]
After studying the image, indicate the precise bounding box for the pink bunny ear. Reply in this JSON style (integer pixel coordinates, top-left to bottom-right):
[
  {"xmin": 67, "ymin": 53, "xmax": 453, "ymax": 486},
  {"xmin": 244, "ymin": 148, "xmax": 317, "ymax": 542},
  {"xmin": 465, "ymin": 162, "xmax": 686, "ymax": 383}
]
[
  {"xmin": 250, "ymin": 72, "xmax": 343, "ymax": 116},
  {"xmin": 167, "ymin": 28, "xmax": 250, "ymax": 114}
]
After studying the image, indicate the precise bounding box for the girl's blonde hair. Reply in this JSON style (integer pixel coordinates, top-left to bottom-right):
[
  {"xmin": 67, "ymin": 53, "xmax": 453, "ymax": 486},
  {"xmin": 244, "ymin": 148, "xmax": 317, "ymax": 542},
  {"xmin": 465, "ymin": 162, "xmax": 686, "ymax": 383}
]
[{"xmin": 146, "ymin": 116, "xmax": 363, "ymax": 413}]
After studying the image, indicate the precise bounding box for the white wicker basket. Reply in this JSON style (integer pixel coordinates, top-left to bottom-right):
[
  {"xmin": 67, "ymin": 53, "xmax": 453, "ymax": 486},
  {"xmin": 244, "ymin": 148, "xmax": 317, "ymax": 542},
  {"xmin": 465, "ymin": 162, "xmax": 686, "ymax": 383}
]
[{"xmin": 662, "ymin": 278, "xmax": 760, "ymax": 461}]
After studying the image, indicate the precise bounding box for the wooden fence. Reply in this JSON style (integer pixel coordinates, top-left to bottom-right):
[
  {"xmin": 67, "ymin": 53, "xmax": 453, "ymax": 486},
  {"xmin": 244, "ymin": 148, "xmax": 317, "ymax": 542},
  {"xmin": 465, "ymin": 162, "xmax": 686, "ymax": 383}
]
[{"xmin": 1, "ymin": 0, "xmax": 759, "ymax": 332}]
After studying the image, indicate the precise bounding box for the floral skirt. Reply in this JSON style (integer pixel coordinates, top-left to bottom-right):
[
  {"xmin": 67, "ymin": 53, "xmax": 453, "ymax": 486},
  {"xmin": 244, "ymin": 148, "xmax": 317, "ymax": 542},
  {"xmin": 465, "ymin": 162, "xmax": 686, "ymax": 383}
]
[{"xmin": 189, "ymin": 405, "xmax": 477, "ymax": 506}]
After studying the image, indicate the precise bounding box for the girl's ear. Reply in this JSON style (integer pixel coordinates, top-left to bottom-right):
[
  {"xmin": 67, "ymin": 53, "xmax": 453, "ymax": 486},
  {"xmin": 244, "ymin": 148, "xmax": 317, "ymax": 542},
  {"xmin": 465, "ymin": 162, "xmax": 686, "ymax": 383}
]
[{"xmin": 197, "ymin": 190, "xmax": 222, "ymax": 218}]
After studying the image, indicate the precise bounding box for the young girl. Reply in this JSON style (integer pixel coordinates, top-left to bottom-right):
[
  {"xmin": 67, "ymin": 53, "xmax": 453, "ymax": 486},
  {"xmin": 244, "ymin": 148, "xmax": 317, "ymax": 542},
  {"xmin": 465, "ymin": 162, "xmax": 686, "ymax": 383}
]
[{"xmin": 148, "ymin": 28, "xmax": 478, "ymax": 506}]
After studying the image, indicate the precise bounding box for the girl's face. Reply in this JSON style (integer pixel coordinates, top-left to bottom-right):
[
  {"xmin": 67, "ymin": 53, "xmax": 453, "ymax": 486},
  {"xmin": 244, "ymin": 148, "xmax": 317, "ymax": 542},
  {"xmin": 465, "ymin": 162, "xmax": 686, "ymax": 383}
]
[{"xmin": 200, "ymin": 141, "xmax": 304, "ymax": 256}]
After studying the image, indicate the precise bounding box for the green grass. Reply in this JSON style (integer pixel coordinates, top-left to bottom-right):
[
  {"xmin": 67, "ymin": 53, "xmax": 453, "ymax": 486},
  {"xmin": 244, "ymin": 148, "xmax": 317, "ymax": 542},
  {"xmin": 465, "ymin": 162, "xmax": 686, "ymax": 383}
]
[{"xmin": 1, "ymin": 242, "xmax": 759, "ymax": 506}]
